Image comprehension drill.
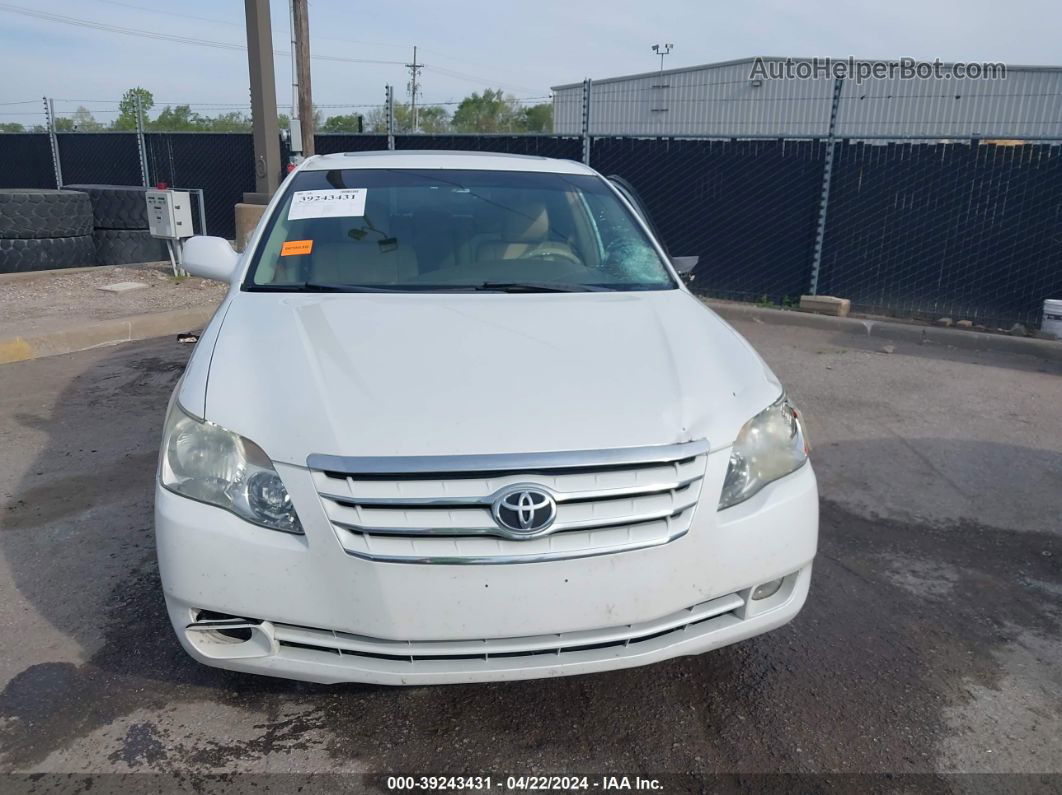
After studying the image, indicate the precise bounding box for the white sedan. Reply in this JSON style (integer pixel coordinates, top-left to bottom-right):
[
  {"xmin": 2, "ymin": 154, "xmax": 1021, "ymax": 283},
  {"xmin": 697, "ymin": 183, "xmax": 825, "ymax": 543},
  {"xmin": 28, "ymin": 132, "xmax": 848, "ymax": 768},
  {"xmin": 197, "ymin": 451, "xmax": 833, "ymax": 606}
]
[{"xmin": 155, "ymin": 150, "xmax": 818, "ymax": 685}]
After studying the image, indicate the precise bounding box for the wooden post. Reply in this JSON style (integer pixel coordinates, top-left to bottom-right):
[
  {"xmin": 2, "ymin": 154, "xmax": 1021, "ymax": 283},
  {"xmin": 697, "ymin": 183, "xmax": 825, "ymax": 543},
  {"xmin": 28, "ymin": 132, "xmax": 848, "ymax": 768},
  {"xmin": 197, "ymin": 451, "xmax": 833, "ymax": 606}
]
[
  {"xmin": 243, "ymin": 0, "xmax": 281, "ymax": 197},
  {"xmin": 292, "ymin": 0, "xmax": 314, "ymax": 156}
]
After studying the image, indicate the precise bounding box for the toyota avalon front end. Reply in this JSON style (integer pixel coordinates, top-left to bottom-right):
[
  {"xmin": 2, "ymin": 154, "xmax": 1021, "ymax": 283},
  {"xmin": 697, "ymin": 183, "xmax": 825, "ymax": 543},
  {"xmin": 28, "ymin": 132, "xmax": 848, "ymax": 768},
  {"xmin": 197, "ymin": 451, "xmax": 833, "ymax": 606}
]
[{"xmin": 155, "ymin": 150, "xmax": 818, "ymax": 685}]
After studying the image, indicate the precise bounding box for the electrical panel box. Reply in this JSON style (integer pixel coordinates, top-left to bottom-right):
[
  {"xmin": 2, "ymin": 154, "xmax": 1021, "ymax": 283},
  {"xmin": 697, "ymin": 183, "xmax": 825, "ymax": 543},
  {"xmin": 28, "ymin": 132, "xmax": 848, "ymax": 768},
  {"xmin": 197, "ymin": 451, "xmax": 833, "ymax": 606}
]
[
  {"xmin": 288, "ymin": 118, "xmax": 303, "ymax": 153},
  {"xmin": 146, "ymin": 190, "xmax": 194, "ymax": 239}
]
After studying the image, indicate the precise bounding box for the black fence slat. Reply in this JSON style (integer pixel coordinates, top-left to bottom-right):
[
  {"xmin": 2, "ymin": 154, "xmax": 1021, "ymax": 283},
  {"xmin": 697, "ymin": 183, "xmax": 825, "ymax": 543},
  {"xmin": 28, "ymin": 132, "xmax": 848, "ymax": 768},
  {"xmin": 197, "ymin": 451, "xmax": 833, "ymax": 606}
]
[
  {"xmin": 56, "ymin": 133, "xmax": 142, "ymax": 186},
  {"xmin": 0, "ymin": 134, "xmax": 56, "ymax": 188},
  {"xmin": 393, "ymin": 134, "xmax": 582, "ymax": 160},
  {"xmin": 592, "ymin": 137, "xmax": 826, "ymax": 304},
  {"xmin": 819, "ymin": 140, "xmax": 1062, "ymax": 327},
  {"xmin": 2, "ymin": 130, "xmax": 1061, "ymax": 328},
  {"xmin": 144, "ymin": 133, "xmax": 255, "ymax": 240},
  {"xmin": 313, "ymin": 134, "xmax": 389, "ymax": 155}
]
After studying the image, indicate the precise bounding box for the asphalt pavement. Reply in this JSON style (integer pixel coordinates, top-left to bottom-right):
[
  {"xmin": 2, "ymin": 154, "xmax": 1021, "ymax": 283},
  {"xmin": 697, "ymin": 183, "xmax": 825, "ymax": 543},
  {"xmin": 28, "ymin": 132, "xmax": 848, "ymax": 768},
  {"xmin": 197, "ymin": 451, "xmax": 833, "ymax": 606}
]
[{"xmin": 0, "ymin": 316, "xmax": 1059, "ymax": 791}]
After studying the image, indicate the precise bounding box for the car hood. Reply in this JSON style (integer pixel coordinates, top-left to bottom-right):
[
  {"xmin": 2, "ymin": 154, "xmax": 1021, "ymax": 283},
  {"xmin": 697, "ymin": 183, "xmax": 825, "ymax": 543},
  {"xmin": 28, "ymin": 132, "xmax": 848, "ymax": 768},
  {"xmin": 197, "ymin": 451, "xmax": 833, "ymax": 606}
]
[{"xmin": 194, "ymin": 290, "xmax": 782, "ymax": 466}]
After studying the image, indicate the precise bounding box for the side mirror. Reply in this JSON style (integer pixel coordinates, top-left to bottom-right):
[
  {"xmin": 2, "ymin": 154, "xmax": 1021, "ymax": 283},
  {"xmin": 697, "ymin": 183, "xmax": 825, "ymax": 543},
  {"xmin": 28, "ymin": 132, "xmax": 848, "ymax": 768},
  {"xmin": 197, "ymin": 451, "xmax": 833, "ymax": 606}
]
[
  {"xmin": 670, "ymin": 255, "xmax": 699, "ymax": 285},
  {"xmin": 182, "ymin": 236, "xmax": 239, "ymax": 282}
]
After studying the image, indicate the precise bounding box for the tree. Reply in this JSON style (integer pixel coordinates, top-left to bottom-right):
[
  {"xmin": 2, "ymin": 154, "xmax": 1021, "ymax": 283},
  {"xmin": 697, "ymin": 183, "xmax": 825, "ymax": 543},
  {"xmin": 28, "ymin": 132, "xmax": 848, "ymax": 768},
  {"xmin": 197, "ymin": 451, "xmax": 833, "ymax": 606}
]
[
  {"xmin": 0, "ymin": 122, "xmax": 25, "ymax": 132},
  {"xmin": 71, "ymin": 106, "xmax": 105, "ymax": 131},
  {"xmin": 152, "ymin": 104, "xmax": 204, "ymax": 132},
  {"xmin": 55, "ymin": 106, "xmax": 103, "ymax": 132},
  {"xmin": 364, "ymin": 102, "xmax": 405, "ymax": 133},
  {"xmin": 451, "ymin": 89, "xmax": 521, "ymax": 132},
  {"xmin": 113, "ymin": 87, "xmax": 154, "ymax": 130},
  {"xmin": 415, "ymin": 105, "xmax": 450, "ymax": 133},
  {"xmin": 364, "ymin": 105, "xmax": 385, "ymax": 132},
  {"xmin": 320, "ymin": 113, "xmax": 364, "ymax": 133},
  {"xmin": 520, "ymin": 102, "xmax": 553, "ymax": 133},
  {"xmin": 207, "ymin": 111, "xmax": 252, "ymax": 132}
]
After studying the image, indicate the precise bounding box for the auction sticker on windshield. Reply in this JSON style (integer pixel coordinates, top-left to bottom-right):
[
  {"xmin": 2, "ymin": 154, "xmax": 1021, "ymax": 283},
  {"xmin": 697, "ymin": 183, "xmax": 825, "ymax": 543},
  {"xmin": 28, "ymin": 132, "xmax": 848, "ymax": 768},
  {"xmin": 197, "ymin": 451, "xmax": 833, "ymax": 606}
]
[
  {"xmin": 280, "ymin": 239, "xmax": 313, "ymax": 256},
  {"xmin": 288, "ymin": 189, "xmax": 367, "ymax": 220}
]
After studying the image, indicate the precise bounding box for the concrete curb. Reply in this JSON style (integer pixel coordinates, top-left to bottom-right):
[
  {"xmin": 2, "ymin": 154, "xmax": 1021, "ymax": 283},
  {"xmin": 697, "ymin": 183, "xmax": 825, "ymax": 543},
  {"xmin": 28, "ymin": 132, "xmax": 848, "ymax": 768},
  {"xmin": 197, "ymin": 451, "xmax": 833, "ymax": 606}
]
[
  {"xmin": 0, "ymin": 265, "xmax": 107, "ymax": 285},
  {"xmin": 0, "ymin": 262, "xmax": 172, "ymax": 286},
  {"xmin": 1, "ymin": 293, "xmax": 1057, "ymax": 366},
  {"xmin": 0, "ymin": 305, "xmax": 218, "ymax": 365},
  {"xmin": 704, "ymin": 299, "xmax": 1062, "ymax": 363}
]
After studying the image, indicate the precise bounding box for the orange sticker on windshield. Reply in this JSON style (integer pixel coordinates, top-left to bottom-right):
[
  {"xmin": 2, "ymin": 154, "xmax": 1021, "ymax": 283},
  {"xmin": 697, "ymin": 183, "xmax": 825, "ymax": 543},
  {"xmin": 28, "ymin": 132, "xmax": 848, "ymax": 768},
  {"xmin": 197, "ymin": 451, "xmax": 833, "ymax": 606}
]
[{"xmin": 281, "ymin": 239, "xmax": 313, "ymax": 256}]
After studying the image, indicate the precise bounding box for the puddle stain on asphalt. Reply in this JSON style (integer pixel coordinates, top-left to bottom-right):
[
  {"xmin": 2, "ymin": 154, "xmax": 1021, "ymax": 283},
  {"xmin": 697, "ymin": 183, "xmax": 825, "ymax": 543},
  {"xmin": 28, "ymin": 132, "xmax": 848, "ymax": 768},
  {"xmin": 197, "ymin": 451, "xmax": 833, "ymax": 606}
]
[
  {"xmin": 1, "ymin": 343, "xmax": 1059, "ymax": 774},
  {"xmin": 0, "ymin": 500, "xmax": 1058, "ymax": 774}
]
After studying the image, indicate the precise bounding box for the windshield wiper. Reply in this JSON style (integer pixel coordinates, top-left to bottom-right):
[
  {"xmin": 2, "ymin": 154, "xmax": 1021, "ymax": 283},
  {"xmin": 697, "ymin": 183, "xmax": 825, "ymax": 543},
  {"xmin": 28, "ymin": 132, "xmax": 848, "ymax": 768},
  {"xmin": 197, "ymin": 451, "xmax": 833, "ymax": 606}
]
[
  {"xmin": 474, "ymin": 281, "xmax": 612, "ymax": 293},
  {"xmin": 247, "ymin": 282, "xmax": 408, "ymax": 293}
]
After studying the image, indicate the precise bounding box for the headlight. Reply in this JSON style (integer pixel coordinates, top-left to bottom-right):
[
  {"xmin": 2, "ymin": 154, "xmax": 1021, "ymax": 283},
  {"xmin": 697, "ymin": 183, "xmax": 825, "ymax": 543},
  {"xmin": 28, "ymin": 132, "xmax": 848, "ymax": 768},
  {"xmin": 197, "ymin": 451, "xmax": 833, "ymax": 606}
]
[
  {"xmin": 159, "ymin": 403, "xmax": 303, "ymax": 533},
  {"xmin": 718, "ymin": 395, "xmax": 808, "ymax": 510}
]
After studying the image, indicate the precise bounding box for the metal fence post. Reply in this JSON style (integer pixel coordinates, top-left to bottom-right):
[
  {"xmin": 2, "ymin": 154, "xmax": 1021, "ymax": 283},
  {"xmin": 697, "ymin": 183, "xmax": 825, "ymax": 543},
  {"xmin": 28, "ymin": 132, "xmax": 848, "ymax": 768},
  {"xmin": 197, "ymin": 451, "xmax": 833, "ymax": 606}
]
[
  {"xmin": 135, "ymin": 94, "xmax": 151, "ymax": 187},
  {"xmin": 43, "ymin": 97, "xmax": 63, "ymax": 188},
  {"xmin": 808, "ymin": 76, "xmax": 844, "ymax": 295},
  {"xmin": 581, "ymin": 78, "xmax": 593, "ymax": 165},
  {"xmin": 386, "ymin": 85, "xmax": 395, "ymax": 150}
]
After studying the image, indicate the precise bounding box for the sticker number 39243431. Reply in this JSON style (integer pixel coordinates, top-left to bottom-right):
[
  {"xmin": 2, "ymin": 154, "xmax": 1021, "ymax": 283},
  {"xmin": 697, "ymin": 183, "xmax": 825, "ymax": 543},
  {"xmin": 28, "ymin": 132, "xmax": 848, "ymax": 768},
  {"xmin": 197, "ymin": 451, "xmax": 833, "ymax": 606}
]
[{"xmin": 288, "ymin": 189, "xmax": 367, "ymax": 221}]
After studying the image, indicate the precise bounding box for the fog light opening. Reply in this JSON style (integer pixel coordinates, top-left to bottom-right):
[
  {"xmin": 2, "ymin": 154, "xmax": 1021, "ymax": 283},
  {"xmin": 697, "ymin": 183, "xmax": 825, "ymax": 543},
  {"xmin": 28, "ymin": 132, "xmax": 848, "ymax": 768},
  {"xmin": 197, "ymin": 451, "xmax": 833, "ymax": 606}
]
[
  {"xmin": 185, "ymin": 611, "xmax": 277, "ymax": 660},
  {"xmin": 751, "ymin": 578, "xmax": 784, "ymax": 601}
]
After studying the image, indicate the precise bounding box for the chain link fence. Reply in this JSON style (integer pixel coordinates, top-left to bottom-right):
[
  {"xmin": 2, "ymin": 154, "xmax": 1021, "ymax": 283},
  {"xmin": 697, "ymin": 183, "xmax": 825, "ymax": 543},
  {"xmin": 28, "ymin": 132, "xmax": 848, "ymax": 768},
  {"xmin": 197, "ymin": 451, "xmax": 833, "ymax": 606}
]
[
  {"xmin": 0, "ymin": 134, "xmax": 54, "ymax": 189},
  {"xmin": 2, "ymin": 98, "xmax": 1061, "ymax": 327},
  {"xmin": 144, "ymin": 133, "xmax": 253, "ymax": 237},
  {"xmin": 817, "ymin": 141, "xmax": 1062, "ymax": 326},
  {"xmin": 591, "ymin": 137, "xmax": 828, "ymax": 305},
  {"xmin": 56, "ymin": 133, "xmax": 142, "ymax": 185}
]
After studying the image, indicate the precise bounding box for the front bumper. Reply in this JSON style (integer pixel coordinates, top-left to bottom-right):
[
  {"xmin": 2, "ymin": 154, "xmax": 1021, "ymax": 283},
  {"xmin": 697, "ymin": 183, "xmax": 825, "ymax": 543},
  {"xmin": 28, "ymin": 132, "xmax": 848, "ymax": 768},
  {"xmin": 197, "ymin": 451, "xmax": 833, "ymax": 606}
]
[{"xmin": 156, "ymin": 452, "xmax": 818, "ymax": 685}]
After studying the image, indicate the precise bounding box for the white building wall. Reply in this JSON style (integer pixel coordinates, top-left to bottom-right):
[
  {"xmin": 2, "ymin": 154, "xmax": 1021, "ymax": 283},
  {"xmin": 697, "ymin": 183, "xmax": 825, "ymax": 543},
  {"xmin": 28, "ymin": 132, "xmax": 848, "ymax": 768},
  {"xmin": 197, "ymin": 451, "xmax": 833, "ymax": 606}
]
[{"xmin": 552, "ymin": 58, "xmax": 1062, "ymax": 139}]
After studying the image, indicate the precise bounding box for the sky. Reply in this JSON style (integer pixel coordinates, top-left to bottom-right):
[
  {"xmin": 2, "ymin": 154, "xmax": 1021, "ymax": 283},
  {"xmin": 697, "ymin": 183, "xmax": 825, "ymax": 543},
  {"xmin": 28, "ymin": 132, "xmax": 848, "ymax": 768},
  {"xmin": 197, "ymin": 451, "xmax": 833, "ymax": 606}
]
[{"xmin": 0, "ymin": 0, "xmax": 1059, "ymax": 126}]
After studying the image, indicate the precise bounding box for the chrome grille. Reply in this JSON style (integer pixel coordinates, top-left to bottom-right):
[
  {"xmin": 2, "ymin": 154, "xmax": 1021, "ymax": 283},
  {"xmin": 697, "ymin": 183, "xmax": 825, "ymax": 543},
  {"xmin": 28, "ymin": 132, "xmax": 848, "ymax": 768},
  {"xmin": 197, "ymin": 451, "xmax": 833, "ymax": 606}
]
[
  {"xmin": 271, "ymin": 591, "xmax": 744, "ymax": 663},
  {"xmin": 308, "ymin": 440, "xmax": 709, "ymax": 564}
]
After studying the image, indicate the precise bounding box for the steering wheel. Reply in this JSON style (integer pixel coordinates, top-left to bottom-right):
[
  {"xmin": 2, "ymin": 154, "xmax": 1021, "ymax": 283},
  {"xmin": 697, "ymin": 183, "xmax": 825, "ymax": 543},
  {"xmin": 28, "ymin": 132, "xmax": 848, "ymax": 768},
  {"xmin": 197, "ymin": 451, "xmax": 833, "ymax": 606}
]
[{"xmin": 524, "ymin": 244, "xmax": 582, "ymax": 265}]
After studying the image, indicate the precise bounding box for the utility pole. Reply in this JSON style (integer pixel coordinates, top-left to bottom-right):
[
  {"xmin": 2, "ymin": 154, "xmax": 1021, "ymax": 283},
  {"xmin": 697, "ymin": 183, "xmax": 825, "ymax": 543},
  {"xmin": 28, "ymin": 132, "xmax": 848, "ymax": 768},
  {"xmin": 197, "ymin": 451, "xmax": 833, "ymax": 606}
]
[
  {"xmin": 292, "ymin": 0, "xmax": 314, "ymax": 155},
  {"xmin": 406, "ymin": 46, "xmax": 423, "ymax": 133},
  {"xmin": 243, "ymin": 0, "xmax": 281, "ymax": 198},
  {"xmin": 651, "ymin": 43, "xmax": 674, "ymax": 72},
  {"xmin": 287, "ymin": 0, "xmax": 301, "ymax": 160}
]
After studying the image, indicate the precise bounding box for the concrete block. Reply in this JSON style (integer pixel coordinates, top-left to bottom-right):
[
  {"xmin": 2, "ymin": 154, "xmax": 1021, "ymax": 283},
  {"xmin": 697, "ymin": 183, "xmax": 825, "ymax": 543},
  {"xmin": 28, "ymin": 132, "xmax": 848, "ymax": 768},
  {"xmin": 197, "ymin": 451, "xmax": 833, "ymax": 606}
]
[
  {"xmin": 235, "ymin": 203, "xmax": 267, "ymax": 252},
  {"xmin": 97, "ymin": 281, "xmax": 149, "ymax": 294},
  {"xmin": 799, "ymin": 295, "xmax": 850, "ymax": 317}
]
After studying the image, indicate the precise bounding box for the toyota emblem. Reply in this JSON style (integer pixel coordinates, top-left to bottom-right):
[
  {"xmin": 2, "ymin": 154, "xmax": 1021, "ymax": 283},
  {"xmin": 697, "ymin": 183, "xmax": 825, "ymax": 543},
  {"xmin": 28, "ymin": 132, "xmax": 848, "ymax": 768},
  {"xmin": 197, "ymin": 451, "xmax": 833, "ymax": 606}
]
[{"xmin": 492, "ymin": 486, "xmax": 557, "ymax": 534}]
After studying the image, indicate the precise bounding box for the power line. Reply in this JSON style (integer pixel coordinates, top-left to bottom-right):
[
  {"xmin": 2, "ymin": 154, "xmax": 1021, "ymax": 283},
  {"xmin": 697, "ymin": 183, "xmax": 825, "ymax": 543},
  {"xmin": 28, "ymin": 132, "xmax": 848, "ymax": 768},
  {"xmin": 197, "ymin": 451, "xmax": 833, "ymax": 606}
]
[
  {"xmin": 0, "ymin": 3, "xmax": 406, "ymax": 66},
  {"xmin": 92, "ymin": 0, "xmax": 243, "ymax": 29},
  {"xmin": 423, "ymin": 65, "xmax": 540, "ymax": 94},
  {"xmin": 91, "ymin": 0, "xmax": 410, "ymax": 51},
  {"xmin": 10, "ymin": 1, "xmax": 545, "ymax": 94}
]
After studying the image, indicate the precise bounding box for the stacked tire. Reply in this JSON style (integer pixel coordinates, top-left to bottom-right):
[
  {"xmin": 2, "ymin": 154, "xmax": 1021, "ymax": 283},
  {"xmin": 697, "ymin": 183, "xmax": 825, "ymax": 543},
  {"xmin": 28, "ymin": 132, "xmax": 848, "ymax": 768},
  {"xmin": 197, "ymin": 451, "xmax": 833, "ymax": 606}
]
[
  {"xmin": 0, "ymin": 189, "xmax": 96, "ymax": 273},
  {"xmin": 64, "ymin": 184, "xmax": 168, "ymax": 266}
]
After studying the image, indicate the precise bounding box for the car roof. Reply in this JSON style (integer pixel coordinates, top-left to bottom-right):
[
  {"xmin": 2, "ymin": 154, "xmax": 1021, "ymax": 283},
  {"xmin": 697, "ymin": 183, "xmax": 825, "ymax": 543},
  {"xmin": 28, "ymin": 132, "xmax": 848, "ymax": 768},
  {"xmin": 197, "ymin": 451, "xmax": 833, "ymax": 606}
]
[{"xmin": 302, "ymin": 150, "xmax": 597, "ymax": 175}]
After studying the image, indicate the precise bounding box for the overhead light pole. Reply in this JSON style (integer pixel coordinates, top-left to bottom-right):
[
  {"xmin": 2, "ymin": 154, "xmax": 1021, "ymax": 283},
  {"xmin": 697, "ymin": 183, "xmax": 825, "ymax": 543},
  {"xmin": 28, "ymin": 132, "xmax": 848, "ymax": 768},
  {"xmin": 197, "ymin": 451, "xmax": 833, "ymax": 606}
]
[{"xmin": 651, "ymin": 43, "xmax": 674, "ymax": 72}]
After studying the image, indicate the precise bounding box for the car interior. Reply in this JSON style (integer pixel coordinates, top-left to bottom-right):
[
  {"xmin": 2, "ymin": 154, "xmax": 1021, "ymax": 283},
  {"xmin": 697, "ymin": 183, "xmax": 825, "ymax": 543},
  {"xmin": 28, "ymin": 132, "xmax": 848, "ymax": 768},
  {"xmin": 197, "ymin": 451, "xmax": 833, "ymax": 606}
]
[{"xmin": 256, "ymin": 185, "xmax": 604, "ymax": 286}]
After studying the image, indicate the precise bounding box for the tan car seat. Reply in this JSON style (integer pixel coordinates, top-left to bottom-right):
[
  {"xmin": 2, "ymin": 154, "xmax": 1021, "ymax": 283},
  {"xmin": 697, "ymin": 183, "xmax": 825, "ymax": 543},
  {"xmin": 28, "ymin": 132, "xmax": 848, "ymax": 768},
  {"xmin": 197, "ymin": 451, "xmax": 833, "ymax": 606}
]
[{"xmin": 475, "ymin": 200, "xmax": 576, "ymax": 263}]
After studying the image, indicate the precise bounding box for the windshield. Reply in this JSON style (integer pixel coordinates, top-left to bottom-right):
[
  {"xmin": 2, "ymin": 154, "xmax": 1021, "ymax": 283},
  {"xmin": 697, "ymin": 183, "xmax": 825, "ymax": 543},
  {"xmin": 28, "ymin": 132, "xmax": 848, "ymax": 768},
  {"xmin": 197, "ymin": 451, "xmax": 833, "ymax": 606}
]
[{"xmin": 244, "ymin": 168, "xmax": 676, "ymax": 293}]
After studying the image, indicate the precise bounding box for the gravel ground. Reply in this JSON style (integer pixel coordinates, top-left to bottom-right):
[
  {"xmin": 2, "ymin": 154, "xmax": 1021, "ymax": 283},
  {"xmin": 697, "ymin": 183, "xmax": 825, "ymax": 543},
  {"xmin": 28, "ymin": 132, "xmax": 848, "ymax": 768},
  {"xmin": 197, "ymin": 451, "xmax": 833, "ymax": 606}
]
[
  {"xmin": 0, "ymin": 264, "xmax": 225, "ymax": 339},
  {"xmin": 0, "ymin": 318, "xmax": 1059, "ymax": 791}
]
